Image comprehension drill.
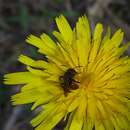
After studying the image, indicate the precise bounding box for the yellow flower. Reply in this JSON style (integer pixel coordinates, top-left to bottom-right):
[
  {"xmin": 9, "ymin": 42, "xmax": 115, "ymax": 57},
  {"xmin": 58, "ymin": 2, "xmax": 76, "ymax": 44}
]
[{"xmin": 4, "ymin": 15, "xmax": 130, "ymax": 130}]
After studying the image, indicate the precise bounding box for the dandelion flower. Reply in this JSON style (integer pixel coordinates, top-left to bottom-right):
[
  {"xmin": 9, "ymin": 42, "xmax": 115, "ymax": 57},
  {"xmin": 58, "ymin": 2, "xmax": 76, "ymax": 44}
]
[{"xmin": 4, "ymin": 15, "xmax": 130, "ymax": 130}]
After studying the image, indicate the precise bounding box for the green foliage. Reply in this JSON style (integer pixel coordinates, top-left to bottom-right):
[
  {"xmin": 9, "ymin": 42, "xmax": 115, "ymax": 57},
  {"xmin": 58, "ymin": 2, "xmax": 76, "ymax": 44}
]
[
  {"xmin": 0, "ymin": 85, "xmax": 9, "ymax": 104},
  {"xmin": 5, "ymin": 4, "xmax": 29, "ymax": 31}
]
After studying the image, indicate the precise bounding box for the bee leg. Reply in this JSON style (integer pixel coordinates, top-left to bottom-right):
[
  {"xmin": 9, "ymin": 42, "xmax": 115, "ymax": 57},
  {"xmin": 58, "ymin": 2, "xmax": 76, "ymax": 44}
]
[
  {"xmin": 75, "ymin": 80, "xmax": 80, "ymax": 83},
  {"xmin": 63, "ymin": 87, "xmax": 70, "ymax": 97},
  {"xmin": 72, "ymin": 79, "xmax": 80, "ymax": 83},
  {"xmin": 59, "ymin": 76, "xmax": 63, "ymax": 81}
]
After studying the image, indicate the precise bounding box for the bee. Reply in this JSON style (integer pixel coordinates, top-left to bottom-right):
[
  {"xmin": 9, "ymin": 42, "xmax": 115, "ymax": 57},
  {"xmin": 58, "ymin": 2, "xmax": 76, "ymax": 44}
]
[{"xmin": 59, "ymin": 68, "xmax": 79, "ymax": 96}]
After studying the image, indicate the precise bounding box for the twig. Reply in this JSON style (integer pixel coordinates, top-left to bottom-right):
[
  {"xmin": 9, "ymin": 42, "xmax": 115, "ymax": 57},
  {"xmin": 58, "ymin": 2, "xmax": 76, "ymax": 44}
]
[
  {"xmin": 65, "ymin": 0, "xmax": 72, "ymax": 12},
  {"xmin": 87, "ymin": 0, "xmax": 113, "ymax": 18},
  {"xmin": 3, "ymin": 106, "xmax": 23, "ymax": 130}
]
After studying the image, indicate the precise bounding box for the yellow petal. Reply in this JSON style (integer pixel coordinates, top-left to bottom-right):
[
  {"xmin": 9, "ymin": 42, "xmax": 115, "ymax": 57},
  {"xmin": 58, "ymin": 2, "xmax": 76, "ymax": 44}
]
[
  {"xmin": 4, "ymin": 72, "xmax": 39, "ymax": 84},
  {"xmin": 68, "ymin": 97, "xmax": 80, "ymax": 112},
  {"xmin": 87, "ymin": 94, "xmax": 97, "ymax": 122},
  {"xmin": 26, "ymin": 35, "xmax": 56, "ymax": 56},
  {"xmin": 103, "ymin": 29, "xmax": 124, "ymax": 51},
  {"xmin": 32, "ymin": 103, "xmax": 66, "ymax": 130},
  {"xmin": 95, "ymin": 120, "xmax": 105, "ymax": 130},
  {"xmin": 101, "ymin": 26, "xmax": 111, "ymax": 46},
  {"xmin": 55, "ymin": 15, "xmax": 73, "ymax": 43},
  {"xmin": 19, "ymin": 54, "xmax": 49, "ymax": 69},
  {"xmin": 88, "ymin": 23, "xmax": 103, "ymax": 69},
  {"xmin": 69, "ymin": 110, "xmax": 83, "ymax": 130},
  {"xmin": 83, "ymin": 117, "xmax": 94, "ymax": 130},
  {"xmin": 12, "ymin": 90, "xmax": 37, "ymax": 104},
  {"xmin": 18, "ymin": 54, "xmax": 34, "ymax": 65},
  {"xmin": 115, "ymin": 114, "xmax": 130, "ymax": 129},
  {"xmin": 75, "ymin": 16, "xmax": 91, "ymax": 66},
  {"xmin": 40, "ymin": 33, "xmax": 56, "ymax": 49},
  {"xmin": 27, "ymin": 66, "xmax": 49, "ymax": 77}
]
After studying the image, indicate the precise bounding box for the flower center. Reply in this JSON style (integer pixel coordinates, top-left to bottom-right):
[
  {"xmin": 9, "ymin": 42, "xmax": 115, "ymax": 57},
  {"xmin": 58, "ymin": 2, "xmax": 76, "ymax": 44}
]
[{"xmin": 77, "ymin": 72, "xmax": 94, "ymax": 91}]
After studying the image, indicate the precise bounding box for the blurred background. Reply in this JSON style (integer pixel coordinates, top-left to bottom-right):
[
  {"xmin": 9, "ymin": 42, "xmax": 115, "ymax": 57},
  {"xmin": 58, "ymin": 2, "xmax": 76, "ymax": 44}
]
[{"xmin": 0, "ymin": 0, "xmax": 130, "ymax": 130}]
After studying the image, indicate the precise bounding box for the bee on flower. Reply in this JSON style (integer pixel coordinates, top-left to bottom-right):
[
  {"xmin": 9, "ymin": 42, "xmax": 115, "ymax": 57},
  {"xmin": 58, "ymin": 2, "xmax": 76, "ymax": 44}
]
[{"xmin": 4, "ymin": 15, "xmax": 130, "ymax": 130}]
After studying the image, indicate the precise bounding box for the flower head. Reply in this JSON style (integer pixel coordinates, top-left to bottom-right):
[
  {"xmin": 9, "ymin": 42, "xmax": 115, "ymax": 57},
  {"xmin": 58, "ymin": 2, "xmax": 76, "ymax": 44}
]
[{"xmin": 4, "ymin": 15, "xmax": 130, "ymax": 130}]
